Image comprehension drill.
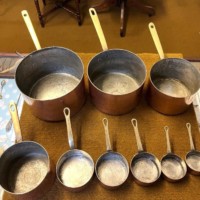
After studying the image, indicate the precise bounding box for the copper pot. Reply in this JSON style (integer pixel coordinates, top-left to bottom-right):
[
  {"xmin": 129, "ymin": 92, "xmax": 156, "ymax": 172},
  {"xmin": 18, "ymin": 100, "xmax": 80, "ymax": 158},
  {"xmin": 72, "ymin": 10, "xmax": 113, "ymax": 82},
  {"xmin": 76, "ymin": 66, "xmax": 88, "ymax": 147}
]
[
  {"xmin": 15, "ymin": 46, "xmax": 86, "ymax": 121},
  {"xmin": 0, "ymin": 102, "xmax": 55, "ymax": 200},
  {"xmin": 88, "ymin": 49, "xmax": 146, "ymax": 115},
  {"xmin": 148, "ymin": 22, "xmax": 200, "ymax": 115},
  {"xmin": 88, "ymin": 8, "xmax": 146, "ymax": 115}
]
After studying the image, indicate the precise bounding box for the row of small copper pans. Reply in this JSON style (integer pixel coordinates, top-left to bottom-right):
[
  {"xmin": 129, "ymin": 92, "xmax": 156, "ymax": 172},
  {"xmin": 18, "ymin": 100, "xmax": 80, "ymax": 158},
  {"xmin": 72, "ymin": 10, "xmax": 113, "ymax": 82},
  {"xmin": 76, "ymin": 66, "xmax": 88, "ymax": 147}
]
[{"xmin": 0, "ymin": 105, "xmax": 200, "ymax": 200}]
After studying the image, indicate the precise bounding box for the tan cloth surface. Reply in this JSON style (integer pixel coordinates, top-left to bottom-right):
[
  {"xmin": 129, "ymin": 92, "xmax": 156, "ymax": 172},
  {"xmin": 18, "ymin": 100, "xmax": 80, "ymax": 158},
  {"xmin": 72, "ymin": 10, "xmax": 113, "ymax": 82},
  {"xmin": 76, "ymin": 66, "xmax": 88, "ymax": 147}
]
[{"xmin": 4, "ymin": 53, "xmax": 200, "ymax": 200}]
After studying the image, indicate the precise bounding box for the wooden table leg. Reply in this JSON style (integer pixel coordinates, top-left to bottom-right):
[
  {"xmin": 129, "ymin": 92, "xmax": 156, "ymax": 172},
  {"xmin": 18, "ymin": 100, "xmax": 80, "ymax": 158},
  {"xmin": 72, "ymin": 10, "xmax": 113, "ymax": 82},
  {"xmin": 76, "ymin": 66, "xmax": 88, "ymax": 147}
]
[
  {"xmin": 34, "ymin": 0, "xmax": 45, "ymax": 27},
  {"xmin": 56, "ymin": 0, "xmax": 82, "ymax": 25},
  {"xmin": 42, "ymin": 0, "xmax": 46, "ymax": 6},
  {"xmin": 120, "ymin": 0, "xmax": 126, "ymax": 37},
  {"xmin": 75, "ymin": 0, "xmax": 82, "ymax": 25}
]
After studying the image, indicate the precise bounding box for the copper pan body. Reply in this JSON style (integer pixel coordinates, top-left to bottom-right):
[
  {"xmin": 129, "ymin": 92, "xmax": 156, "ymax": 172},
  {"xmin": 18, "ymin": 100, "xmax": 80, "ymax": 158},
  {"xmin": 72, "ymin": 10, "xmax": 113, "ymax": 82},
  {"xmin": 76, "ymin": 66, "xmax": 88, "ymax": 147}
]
[
  {"xmin": 0, "ymin": 142, "xmax": 55, "ymax": 200},
  {"xmin": 87, "ymin": 49, "xmax": 146, "ymax": 115},
  {"xmin": 15, "ymin": 46, "xmax": 86, "ymax": 121},
  {"xmin": 147, "ymin": 58, "xmax": 200, "ymax": 115},
  {"xmin": 0, "ymin": 102, "xmax": 55, "ymax": 199}
]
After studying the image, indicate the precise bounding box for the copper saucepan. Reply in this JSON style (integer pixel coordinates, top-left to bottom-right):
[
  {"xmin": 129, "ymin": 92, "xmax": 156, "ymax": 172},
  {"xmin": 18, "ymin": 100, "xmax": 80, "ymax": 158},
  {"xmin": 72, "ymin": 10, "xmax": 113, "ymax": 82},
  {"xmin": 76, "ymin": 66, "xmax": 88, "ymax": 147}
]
[
  {"xmin": 130, "ymin": 119, "xmax": 161, "ymax": 186},
  {"xmin": 95, "ymin": 118, "xmax": 129, "ymax": 189},
  {"xmin": 185, "ymin": 123, "xmax": 200, "ymax": 175},
  {"xmin": 56, "ymin": 108, "xmax": 94, "ymax": 191},
  {"xmin": 147, "ymin": 22, "xmax": 200, "ymax": 115},
  {"xmin": 16, "ymin": 11, "xmax": 86, "ymax": 121},
  {"xmin": 0, "ymin": 102, "xmax": 55, "ymax": 199},
  {"xmin": 88, "ymin": 8, "xmax": 147, "ymax": 115}
]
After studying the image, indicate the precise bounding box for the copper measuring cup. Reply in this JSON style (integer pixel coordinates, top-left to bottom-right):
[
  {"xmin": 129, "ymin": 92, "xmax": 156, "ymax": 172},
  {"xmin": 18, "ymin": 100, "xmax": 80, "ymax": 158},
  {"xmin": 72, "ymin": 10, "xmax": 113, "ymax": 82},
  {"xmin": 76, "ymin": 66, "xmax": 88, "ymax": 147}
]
[
  {"xmin": 130, "ymin": 119, "xmax": 161, "ymax": 185},
  {"xmin": 95, "ymin": 118, "xmax": 129, "ymax": 189},
  {"xmin": 56, "ymin": 108, "xmax": 95, "ymax": 191},
  {"xmin": 185, "ymin": 123, "xmax": 200, "ymax": 175},
  {"xmin": 161, "ymin": 126, "xmax": 187, "ymax": 182}
]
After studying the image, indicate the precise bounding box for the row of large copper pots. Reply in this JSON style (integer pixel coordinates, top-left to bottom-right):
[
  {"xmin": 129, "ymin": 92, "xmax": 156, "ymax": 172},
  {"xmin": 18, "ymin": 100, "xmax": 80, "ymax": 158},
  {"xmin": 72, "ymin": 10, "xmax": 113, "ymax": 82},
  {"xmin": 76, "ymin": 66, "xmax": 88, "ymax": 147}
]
[
  {"xmin": 15, "ymin": 47, "xmax": 200, "ymax": 121},
  {"xmin": 14, "ymin": 10, "xmax": 200, "ymax": 121}
]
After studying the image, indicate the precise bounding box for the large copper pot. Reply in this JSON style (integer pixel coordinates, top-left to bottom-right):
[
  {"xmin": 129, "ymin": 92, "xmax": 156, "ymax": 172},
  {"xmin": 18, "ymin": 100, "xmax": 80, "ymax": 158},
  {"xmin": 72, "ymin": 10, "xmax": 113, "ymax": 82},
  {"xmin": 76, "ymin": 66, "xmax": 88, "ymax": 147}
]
[{"xmin": 15, "ymin": 46, "xmax": 86, "ymax": 121}]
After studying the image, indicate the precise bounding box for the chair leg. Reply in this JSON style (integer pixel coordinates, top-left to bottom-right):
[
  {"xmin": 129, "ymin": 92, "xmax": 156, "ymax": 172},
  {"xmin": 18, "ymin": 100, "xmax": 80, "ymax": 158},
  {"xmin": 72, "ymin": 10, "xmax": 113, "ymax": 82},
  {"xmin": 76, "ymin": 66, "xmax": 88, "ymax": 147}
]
[
  {"xmin": 75, "ymin": 0, "xmax": 82, "ymax": 25},
  {"xmin": 128, "ymin": 0, "xmax": 155, "ymax": 16},
  {"xmin": 42, "ymin": 0, "xmax": 46, "ymax": 6},
  {"xmin": 34, "ymin": 0, "xmax": 45, "ymax": 27},
  {"xmin": 120, "ymin": 0, "xmax": 126, "ymax": 37}
]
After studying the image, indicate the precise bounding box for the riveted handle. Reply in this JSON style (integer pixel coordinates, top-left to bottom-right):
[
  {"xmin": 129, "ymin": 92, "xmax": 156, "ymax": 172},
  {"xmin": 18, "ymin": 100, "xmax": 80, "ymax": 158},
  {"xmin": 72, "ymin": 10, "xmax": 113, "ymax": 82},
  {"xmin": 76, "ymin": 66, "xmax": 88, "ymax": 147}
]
[
  {"xmin": 131, "ymin": 119, "xmax": 143, "ymax": 152},
  {"xmin": 186, "ymin": 123, "xmax": 195, "ymax": 151},
  {"xmin": 102, "ymin": 118, "xmax": 112, "ymax": 151},
  {"xmin": 89, "ymin": 8, "xmax": 108, "ymax": 51},
  {"xmin": 63, "ymin": 107, "xmax": 75, "ymax": 150},
  {"xmin": 9, "ymin": 101, "xmax": 22, "ymax": 143},
  {"xmin": 148, "ymin": 22, "xmax": 165, "ymax": 60},
  {"xmin": 21, "ymin": 10, "xmax": 41, "ymax": 50},
  {"xmin": 164, "ymin": 126, "xmax": 172, "ymax": 154}
]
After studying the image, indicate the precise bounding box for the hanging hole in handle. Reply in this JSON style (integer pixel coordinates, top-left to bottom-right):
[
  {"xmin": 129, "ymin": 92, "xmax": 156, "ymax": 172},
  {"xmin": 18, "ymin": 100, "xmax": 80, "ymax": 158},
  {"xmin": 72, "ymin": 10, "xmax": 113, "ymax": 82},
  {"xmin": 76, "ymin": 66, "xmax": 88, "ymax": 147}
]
[
  {"xmin": 186, "ymin": 122, "xmax": 191, "ymax": 129},
  {"xmin": 90, "ymin": 8, "xmax": 96, "ymax": 16},
  {"xmin": 102, "ymin": 118, "xmax": 108, "ymax": 127},
  {"xmin": 149, "ymin": 22, "xmax": 155, "ymax": 29},
  {"xmin": 164, "ymin": 126, "xmax": 169, "ymax": 133},
  {"xmin": 9, "ymin": 102, "xmax": 16, "ymax": 113},
  {"xmin": 131, "ymin": 118, "xmax": 137, "ymax": 127},
  {"xmin": 63, "ymin": 107, "xmax": 70, "ymax": 117}
]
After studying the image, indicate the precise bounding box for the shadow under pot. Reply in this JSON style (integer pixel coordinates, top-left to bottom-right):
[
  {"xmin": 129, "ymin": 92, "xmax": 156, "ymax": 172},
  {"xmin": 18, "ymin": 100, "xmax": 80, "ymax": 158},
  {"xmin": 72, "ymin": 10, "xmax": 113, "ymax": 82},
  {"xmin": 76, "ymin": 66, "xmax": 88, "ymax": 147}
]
[
  {"xmin": 87, "ymin": 49, "xmax": 146, "ymax": 115},
  {"xmin": 15, "ymin": 46, "xmax": 86, "ymax": 121},
  {"xmin": 147, "ymin": 58, "xmax": 200, "ymax": 115}
]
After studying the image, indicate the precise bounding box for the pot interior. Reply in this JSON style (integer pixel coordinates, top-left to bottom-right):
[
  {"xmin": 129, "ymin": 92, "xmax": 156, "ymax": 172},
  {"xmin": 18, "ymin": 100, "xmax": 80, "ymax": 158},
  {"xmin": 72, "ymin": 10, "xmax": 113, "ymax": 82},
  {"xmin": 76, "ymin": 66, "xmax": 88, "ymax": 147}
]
[
  {"xmin": 0, "ymin": 142, "xmax": 49, "ymax": 194},
  {"xmin": 56, "ymin": 149, "xmax": 94, "ymax": 188},
  {"xmin": 88, "ymin": 50, "xmax": 146, "ymax": 95},
  {"xmin": 150, "ymin": 58, "xmax": 200, "ymax": 98},
  {"xmin": 16, "ymin": 47, "xmax": 84, "ymax": 100}
]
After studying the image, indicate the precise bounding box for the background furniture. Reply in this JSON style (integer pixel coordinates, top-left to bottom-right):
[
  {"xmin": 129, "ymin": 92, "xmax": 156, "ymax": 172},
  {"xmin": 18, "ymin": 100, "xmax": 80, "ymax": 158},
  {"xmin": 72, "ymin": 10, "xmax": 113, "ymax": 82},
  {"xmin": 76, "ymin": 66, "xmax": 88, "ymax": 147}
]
[
  {"xmin": 92, "ymin": 0, "xmax": 155, "ymax": 37},
  {"xmin": 34, "ymin": 0, "xmax": 82, "ymax": 27}
]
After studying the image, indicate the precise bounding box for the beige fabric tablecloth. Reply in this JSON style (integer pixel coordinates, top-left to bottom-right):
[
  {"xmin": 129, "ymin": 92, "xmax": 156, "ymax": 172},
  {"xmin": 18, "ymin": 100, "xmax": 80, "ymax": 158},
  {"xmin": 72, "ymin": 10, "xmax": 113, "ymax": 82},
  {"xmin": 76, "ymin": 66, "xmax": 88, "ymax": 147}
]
[{"xmin": 4, "ymin": 53, "xmax": 200, "ymax": 200}]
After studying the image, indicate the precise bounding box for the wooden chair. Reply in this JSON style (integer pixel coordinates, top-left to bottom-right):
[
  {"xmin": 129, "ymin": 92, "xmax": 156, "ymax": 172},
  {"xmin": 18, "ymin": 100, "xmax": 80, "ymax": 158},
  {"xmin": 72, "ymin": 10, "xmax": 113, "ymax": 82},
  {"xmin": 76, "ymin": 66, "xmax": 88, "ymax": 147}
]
[
  {"xmin": 34, "ymin": 0, "xmax": 82, "ymax": 27},
  {"xmin": 92, "ymin": 0, "xmax": 155, "ymax": 37}
]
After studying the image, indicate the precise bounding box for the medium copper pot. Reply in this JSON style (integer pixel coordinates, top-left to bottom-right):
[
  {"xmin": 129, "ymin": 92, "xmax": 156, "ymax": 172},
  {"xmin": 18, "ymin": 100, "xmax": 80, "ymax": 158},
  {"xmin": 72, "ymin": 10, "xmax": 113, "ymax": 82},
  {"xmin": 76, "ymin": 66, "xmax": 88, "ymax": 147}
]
[
  {"xmin": 15, "ymin": 46, "xmax": 86, "ymax": 121},
  {"xmin": 147, "ymin": 58, "xmax": 200, "ymax": 115},
  {"xmin": 148, "ymin": 22, "xmax": 200, "ymax": 115},
  {"xmin": 88, "ymin": 49, "xmax": 146, "ymax": 115},
  {"xmin": 88, "ymin": 8, "xmax": 146, "ymax": 115}
]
